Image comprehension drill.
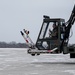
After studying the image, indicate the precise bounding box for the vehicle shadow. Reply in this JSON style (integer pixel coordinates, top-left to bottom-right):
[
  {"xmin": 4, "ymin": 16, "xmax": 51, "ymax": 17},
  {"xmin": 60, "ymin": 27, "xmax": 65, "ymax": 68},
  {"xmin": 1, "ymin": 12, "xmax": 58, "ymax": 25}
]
[{"xmin": 31, "ymin": 61, "xmax": 75, "ymax": 65}]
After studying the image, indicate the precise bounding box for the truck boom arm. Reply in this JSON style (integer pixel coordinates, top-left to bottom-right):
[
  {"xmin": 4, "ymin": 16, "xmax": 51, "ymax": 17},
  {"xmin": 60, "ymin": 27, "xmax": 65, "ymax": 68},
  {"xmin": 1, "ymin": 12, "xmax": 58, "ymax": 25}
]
[{"xmin": 61, "ymin": 5, "xmax": 75, "ymax": 48}]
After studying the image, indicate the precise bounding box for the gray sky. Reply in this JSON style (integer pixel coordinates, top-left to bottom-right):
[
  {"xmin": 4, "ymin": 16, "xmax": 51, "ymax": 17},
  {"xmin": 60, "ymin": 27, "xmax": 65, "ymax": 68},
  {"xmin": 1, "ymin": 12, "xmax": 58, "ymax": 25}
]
[{"xmin": 0, "ymin": 0, "xmax": 75, "ymax": 43}]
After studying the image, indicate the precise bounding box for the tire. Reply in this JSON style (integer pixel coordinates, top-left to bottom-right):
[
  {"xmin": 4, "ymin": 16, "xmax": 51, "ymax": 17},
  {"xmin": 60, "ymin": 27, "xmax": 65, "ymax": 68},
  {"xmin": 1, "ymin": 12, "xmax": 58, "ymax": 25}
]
[
  {"xmin": 70, "ymin": 53, "xmax": 75, "ymax": 58},
  {"xmin": 31, "ymin": 54, "xmax": 35, "ymax": 56},
  {"xmin": 37, "ymin": 54, "xmax": 40, "ymax": 56}
]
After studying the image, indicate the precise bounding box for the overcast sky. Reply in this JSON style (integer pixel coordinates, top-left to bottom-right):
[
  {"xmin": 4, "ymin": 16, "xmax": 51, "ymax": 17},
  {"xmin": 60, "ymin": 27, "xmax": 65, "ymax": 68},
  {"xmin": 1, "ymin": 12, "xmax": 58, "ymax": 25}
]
[{"xmin": 0, "ymin": 0, "xmax": 75, "ymax": 44}]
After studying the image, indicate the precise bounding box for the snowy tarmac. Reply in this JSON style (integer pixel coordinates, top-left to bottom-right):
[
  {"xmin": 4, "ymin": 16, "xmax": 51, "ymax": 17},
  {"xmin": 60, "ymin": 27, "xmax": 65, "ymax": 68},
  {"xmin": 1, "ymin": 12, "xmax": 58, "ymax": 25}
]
[{"xmin": 0, "ymin": 48, "xmax": 75, "ymax": 75}]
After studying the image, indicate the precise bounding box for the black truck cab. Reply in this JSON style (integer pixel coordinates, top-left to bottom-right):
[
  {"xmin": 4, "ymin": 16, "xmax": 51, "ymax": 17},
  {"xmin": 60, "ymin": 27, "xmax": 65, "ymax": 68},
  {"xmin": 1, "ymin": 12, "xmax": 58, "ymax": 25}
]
[{"xmin": 36, "ymin": 16, "xmax": 65, "ymax": 52}]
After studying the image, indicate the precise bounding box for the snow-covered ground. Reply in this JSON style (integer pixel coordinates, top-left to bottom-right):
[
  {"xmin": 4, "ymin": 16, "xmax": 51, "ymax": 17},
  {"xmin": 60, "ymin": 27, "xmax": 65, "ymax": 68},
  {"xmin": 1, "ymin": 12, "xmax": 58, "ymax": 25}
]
[{"xmin": 0, "ymin": 48, "xmax": 75, "ymax": 75}]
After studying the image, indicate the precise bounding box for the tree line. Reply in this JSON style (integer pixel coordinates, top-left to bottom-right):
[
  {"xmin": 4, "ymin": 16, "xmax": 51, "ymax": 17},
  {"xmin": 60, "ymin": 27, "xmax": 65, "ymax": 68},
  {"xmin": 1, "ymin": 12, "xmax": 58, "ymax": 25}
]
[{"xmin": 0, "ymin": 41, "xmax": 29, "ymax": 48}]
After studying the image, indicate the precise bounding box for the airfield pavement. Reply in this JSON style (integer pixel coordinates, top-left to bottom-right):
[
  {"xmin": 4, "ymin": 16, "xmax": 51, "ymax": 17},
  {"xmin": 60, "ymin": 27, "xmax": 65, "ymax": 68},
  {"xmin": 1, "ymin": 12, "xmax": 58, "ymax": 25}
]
[{"xmin": 0, "ymin": 48, "xmax": 75, "ymax": 75}]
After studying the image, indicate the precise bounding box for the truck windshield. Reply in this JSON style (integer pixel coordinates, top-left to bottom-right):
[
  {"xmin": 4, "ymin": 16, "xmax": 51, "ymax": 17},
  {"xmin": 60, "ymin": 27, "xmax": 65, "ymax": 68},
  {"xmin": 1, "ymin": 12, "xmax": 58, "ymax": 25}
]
[{"xmin": 39, "ymin": 22, "xmax": 58, "ymax": 39}]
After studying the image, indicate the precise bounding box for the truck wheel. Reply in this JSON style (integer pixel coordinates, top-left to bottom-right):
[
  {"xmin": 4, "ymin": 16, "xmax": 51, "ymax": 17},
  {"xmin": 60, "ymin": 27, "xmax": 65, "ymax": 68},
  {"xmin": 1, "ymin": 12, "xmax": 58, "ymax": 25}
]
[
  {"xmin": 70, "ymin": 53, "xmax": 75, "ymax": 58},
  {"xmin": 37, "ymin": 54, "xmax": 40, "ymax": 56},
  {"xmin": 31, "ymin": 54, "xmax": 35, "ymax": 56}
]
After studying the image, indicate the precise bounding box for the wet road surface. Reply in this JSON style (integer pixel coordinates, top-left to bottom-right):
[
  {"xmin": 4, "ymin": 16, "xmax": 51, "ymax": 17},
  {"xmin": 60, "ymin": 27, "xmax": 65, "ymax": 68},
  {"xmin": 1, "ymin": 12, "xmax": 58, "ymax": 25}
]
[{"xmin": 0, "ymin": 48, "xmax": 75, "ymax": 75}]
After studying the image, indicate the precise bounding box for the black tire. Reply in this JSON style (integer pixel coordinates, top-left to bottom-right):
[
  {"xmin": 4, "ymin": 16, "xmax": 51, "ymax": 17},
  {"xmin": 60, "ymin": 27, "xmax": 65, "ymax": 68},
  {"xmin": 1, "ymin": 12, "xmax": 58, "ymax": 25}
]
[
  {"xmin": 31, "ymin": 54, "xmax": 35, "ymax": 56},
  {"xmin": 37, "ymin": 54, "xmax": 40, "ymax": 55},
  {"xmin": 70, "ymin": 53, "xmax": 75, "ymax": 58}
]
